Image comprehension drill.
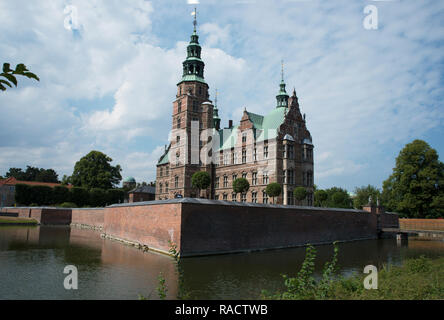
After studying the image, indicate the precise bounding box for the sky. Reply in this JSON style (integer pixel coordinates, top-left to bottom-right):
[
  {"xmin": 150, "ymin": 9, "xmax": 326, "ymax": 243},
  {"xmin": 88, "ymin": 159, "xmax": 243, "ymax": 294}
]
[{"xmin": 0, "ymin": 0, "xmax": 443, "ymax": 191}]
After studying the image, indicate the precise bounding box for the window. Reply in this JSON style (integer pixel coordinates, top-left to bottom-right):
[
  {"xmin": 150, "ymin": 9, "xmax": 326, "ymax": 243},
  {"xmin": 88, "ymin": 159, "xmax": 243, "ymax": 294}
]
[
  {"xmin": 252, "ymin": 172, "xmax": 257, "ymax": 185},
  {"xmin": 193, "ymin": 100, "xmax": 199, "ymax": 112},
  {"xmin": 252, "ymin": 191, "xmax": 257, "ymax": 203},
  {"xmin": 215, "ymin": 194, "xmax": 219, "ymax": 200},
  {"xmin": 223, "ymin": 176, "xmax": 228, "ymax": 188},
  {"xmin": 178, "ymin": 101, "xmax": 182, "ymax": 113},
  {"xmin": 165, "ymin": 167, "xmax": 169, "ymax": 176},
  {"xmin": 263, "ymin": 172, "xmax": 269, "ymax": 184},
  {"xmin": 176, "ymin": 153, "xmax": 180, "ymax": 167},
  {"xmin": 263, "ymin": 191, "xmax": 269, "ymax": 204},
  {"xmin": 199, "ymin": 86, "xmax": 202, "ymax": 95},
  {"xmin": 242, "ymin": 172, "xmax": 247, "ymax": 179},
  {"xmin": 241, "ymin": 193, "xmax": 247, "ymax": 202},
  {"xmin": 288, "ymin": 145, "xmax": 294, "ymax": 159},
  {"xmin": 223, "ymin": 193, "xmax": 228, "ymax": 201},
  {"xmin": 175, "ymin": 176, "xmax": 179, "ymax": 188},
  {"xmin": 165, "ymin": 183, "xmax": 169, "ymax": 193},
  {"xmin": 242, "ymin": 133, "xmax": 247, "ymax": 143},
  {"xmin": 159, "ymin": 183, "xmax": 163, "ymax": 194},
  {"xmin": 254, "ymin": 148, "xmax": 257, "ymax": 161},
  {"xmin": 177, "ymin": 117, "xmax": 181, "ymax": 128},
  {"xmin": 242, "ymin": 148, "xmax": 247, "ymax": 163},
  {"xmin": 223, "ymin": 153, "xmax": 229, "ymax": 165},
  {"xmin": 215, "ymin": 177, "xmax": 220, "ymax": 189},
  {"xmin": 287, "ymin": 191, "xmax": 294, "ymax": 205},
  {"xmin": 232, "ymin": 174, "xmax": 237, "ymax": 185},
  {"xmin": 288, "ymin": 170, "xmax": 294, "ymax": 185},
  {"xmin": 264, "ymin": 146, "xmax": 269, "ymax": 159},
  {"xmin": 176, "ymin": 136, "xmax": 180, "ymax": 144},
  {"xmin": 232, "ymin": 193, "xmax": 237, "ymax": 202},
  {"xmin": 160, "ymin": 167, "xmax": 163, "ymax": 177},
  {"xmin": 307, "ymin": 193, "xmax": 313, "ymax": 206}
]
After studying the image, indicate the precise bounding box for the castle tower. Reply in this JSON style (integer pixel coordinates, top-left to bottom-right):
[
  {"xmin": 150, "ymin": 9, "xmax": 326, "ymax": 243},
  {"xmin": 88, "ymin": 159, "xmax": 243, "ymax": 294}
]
[
  {"xmin": 276, "ymin": 60, "xmax": 289, "ymax": 108},
  {"xmin": 167, "ymin": 8, "xmax": 214, "ymax": 198}
]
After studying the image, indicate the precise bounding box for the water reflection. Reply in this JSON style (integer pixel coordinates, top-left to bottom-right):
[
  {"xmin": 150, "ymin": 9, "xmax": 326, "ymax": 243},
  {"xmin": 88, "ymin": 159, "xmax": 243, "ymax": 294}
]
[{"xmin": 0, "ymin": 226, "xmax": 443, "ymax": 300}]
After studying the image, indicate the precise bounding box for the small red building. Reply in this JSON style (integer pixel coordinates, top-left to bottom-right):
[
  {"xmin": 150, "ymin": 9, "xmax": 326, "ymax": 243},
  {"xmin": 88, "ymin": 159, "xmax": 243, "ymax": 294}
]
[{"xmin": 128, "ymin": 185, "xmax": 156, "ymax": 203}]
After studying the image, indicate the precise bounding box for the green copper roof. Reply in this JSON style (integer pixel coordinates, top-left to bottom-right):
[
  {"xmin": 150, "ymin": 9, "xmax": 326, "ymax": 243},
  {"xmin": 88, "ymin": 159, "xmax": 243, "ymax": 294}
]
[
  {"xmin": 124, "ymin": 177, "xmax": 136, "ymax": 183},
  {"xmin": 215, "ymin": 107, "xmax": 288, "ymax": 151},
  {"xmin": 178, "ymin": 74, "xmax": 207, "ymax": 85},
  {"xmin": 158, "ymin": 148, "xmax": 170, "ymax": 165}
]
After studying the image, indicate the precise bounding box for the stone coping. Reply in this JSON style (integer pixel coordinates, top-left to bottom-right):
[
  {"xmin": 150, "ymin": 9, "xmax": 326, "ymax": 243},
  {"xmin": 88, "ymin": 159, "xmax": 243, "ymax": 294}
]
[
  {"xmin": 0, "ymin": 207, "xmax": 104, "ymax": 211},
  {"xmin": 107, "ymin": 198, "xmax": 370, "ymax": 214},
  {"xmin": 2, "ymin": 200, "xmax": 399, "ymax": 215}
]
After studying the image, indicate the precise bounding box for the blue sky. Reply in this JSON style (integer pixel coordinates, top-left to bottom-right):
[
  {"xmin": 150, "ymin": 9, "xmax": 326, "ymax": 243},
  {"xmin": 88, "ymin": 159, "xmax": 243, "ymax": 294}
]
[{"xmin": 0, "ymin": 0, "xmax": 443, "ymax": 192}]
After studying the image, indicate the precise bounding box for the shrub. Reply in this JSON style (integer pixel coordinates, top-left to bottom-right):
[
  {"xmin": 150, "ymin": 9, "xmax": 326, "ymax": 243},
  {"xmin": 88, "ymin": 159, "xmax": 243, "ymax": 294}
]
[
  {"xmin": 191, "ymin": 171, "xmax": 211, "ymax": 198},
  {"xmin": 30, "ymin": 185, "xmax": 53, "ymax": 205},
  {"xmin": 53, "ymin": 186, "xmax": 70, "ymax": 204},
  {"xmin": 233, "ymin": 178, "xmax": 250, "ymax": 194},
  {"xmin": 266, "ymin": 183, "xmax": 282, "ymax": 204},
  {"xmin": 293, "ymin": 187, "xmax": 307, "ymax": 204},
  {"xmin": 70, "ymin": 187, "xmax": 89, "ymax": 207},
  {"xmin": 15, "ymin": 184, "xmax": 32, "ymax": 205},
  {"xmin": 106, "ymin": 189, "xmax": 125, "ymax": 205},
  {"xmin": 89, "ymin": 188, "xmax": 107, "ymax": 207},
  {"xmin": 59, "ymin": 202, "xmax": 77, "ymax": 208}
]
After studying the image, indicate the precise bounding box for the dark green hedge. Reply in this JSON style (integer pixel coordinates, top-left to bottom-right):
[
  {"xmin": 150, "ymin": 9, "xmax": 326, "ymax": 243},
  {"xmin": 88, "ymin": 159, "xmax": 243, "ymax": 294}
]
[{"xmin": 14, "ymin": 184, "xmax": 125, "ymax": 207}]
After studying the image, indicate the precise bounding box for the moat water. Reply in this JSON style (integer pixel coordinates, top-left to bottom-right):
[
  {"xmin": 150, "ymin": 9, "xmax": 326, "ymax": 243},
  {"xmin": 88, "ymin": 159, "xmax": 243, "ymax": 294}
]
[{"xmin": 0, "ymin": 225, "xmax": 443, "ymax": 300}]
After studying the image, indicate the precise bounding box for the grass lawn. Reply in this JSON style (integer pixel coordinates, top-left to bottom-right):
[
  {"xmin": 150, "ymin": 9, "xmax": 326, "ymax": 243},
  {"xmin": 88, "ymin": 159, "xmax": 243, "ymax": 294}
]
[{"xmin": 0, "ymin": 216, "xmax": 38, "ymax": 225}]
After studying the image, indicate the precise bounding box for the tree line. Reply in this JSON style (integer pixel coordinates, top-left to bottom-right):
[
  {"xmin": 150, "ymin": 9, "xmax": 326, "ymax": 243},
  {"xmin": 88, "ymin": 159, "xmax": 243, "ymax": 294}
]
[{"xmin": 15, "ymin": 184, "xmax": 125, "ymax": 208}]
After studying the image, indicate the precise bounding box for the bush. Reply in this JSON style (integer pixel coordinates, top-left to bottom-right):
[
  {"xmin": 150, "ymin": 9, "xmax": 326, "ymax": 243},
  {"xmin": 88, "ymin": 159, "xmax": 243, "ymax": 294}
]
[
  {"xmin": 266, "ymin": 183, "xmax": 282, "ymax": 203},
  {"xmin": 59, "ymin": 202, "xmax": 78, "ymax": 208},
  {"xmin": 30, "ymin": 185, "xmax": 53, "ymax": 205},
  {"xmin": 106, "ymin": 189, "xmax": 125, "ymax": 205},
  {"xmin": 89, "ymin": 188, "xmax": 107, "ymax": 207},
  {"xmin": 191, "ymin": 171, "xmax": 211, "ymax": 197},
  {"xmin": 53, "ymin": 186, "xmax": 70, "ymax": 204},
  {"xmin": 70, "ymin": 187, "xmax": 89, "ymax": 207},
  {"xmin": 15, "ymin": 184, "xmax": 32, "ymax": 205},
  {"xmin": 293, "ymin": 187, "xmax": 307, "ymax": 204},
  {"xmin": 233, "ymin": 178, "xmax": 250, "ymax": 194}
]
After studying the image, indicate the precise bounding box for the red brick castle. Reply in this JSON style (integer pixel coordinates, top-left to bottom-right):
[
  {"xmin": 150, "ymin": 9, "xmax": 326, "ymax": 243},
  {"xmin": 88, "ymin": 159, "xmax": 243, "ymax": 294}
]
[{"xmin": 156, "ymin": 13, "xmax": 314, "ymax": 205}]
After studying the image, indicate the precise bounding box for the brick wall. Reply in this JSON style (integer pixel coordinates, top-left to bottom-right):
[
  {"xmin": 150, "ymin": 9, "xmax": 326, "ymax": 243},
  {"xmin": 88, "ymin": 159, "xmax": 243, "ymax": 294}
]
[
  {"xmin": 71, "ymin": 208, "xmax": 104, "ymax": 229},
  {"xmin": 102, "ymin": 199, "xmax": 386, "ymax": 257},
  {"xmin": 399, "ymin": 219, "xmax": 444, "ymax": 231}
]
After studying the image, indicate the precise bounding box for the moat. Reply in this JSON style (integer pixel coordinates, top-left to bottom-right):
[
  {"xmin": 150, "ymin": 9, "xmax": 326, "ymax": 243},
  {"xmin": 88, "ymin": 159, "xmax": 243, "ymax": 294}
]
[{"xmin": 1, "ymin": 225, "xmax": 443, "ymax": 300}]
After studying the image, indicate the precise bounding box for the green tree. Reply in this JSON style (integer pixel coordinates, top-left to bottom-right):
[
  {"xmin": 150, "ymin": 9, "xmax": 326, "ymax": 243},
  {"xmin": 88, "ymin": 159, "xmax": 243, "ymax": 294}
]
[
  {"xmin": 293, "ymin": 187, "xmax": 307, "ymax": 205},
  {"xmin": 266, "ymin": 183, "xmax": 282, "ymax": 204},
  {"xmin": 324, "ymin": 187, "xmax": 353, "ymax": 209},
  {"xmin": 353, "ymin": 185, "xmax": 381, "ymax": 209},
  {"xmin": 71, "ymin": 151, "xmax": 122, "ymax": 190},
  {"xmin": 0, "ymin": 63, "xmax": 39, "ymax": 91},
  {"xmin": 233, "ymin": 178, "xmax": 250, "ymax": 200},
  {"xmin": 314, "ymin": 189, "xmax": 328, "ymax": 207},
  {"xmin": 191, "ymin": 171, "xmax": 211, "ymax": 198},
  {"xmin": 6, "ymin": 166, "xmax": 59, "ymax": 182},
  {"xmin": 382, "ymin": 140, "xmax": 444, "ymax": 218}
]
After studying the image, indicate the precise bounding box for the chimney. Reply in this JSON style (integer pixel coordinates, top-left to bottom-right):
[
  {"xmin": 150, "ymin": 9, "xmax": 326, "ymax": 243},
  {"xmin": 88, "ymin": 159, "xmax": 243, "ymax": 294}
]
[{"xmin": 228, "ymin": 120, "xmax": 233, "ymax": 128}]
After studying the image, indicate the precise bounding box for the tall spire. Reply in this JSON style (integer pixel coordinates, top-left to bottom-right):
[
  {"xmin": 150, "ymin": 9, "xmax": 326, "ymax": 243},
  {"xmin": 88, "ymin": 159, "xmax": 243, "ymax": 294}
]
[
  {"xmin": 213, "ymin": 89, "xmax": 221, "ymax": 130},
  {"xmin": 192, "ymin": 7, "xmax": 197, "ymax": 33},
  {"xmin": 276, "ymin": 60, "xmax": 289, "ymax": 108},
  {"xmin": 179, "ymin": 8, "xmax": 206, "ymax": 84}
]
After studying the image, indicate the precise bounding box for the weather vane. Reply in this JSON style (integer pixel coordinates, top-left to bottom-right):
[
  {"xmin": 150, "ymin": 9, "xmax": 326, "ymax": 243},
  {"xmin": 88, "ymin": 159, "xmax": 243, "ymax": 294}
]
[
  {"xmin": 215, "ymin": 88, "xmax": 218, "ymax": 106},
  {"xmin": 281, "ymin": 59, "xmax": 284, "ymax": 81},
  {"xmin": 192, "ymin": 7, "xmax": 197, "ymax": 31}
]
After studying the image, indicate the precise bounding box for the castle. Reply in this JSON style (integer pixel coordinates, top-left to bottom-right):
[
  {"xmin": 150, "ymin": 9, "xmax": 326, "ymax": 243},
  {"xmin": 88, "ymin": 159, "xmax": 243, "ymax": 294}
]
[{"xmin": 156, "ymin": 14, "xmax": 314, "ymax": 205}]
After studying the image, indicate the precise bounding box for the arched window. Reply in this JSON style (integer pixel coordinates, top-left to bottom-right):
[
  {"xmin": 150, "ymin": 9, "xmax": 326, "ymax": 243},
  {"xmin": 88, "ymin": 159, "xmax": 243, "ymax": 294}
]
[{"xmin": 177, "ymin": 117, "xmax": 181, "ymax": 128}]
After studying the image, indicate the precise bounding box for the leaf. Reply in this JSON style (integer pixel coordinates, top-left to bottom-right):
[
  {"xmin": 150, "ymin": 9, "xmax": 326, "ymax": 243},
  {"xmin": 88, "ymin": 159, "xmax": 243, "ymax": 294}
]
[
  {"xmin": 14, "ymin": 63, "xmax": 28, "ymax": 74},
  {"xmin": 0, "ymin": 79, "xmax": 12, "ymax": 88},
  {"xmin": 2, "ymin": 73, "xmax": 17, "ymax": 86},
  {"xmin": 23, "ymin": 72, "xmax": 40, "ymax": 81},
  {"xmin": 2, "ymin": 63, "xmax": 12, "ymax": 73}
]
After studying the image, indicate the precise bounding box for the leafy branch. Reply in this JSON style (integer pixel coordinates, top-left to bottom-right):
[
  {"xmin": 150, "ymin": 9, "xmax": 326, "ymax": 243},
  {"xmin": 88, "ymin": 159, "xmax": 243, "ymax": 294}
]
[{"xmin": 0, "ymin": 63, "xmax": 39, "ymax": 91}]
